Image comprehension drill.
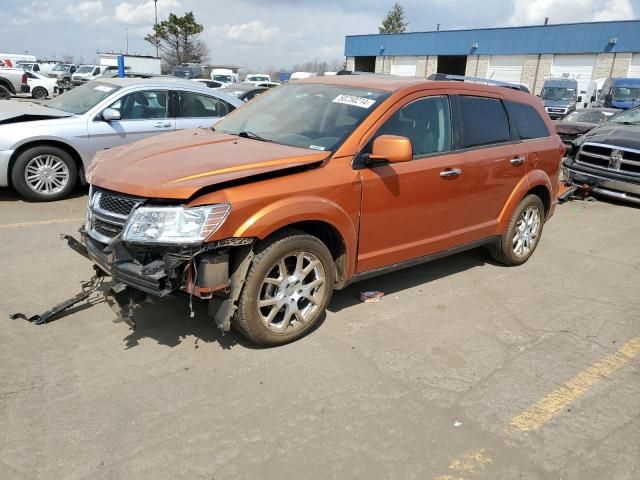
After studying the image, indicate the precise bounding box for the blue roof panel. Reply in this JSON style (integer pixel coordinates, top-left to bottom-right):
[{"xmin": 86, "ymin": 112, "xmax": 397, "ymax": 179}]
[{"xmin": 345, "ymin": 21, "xmax": 640, "ymax": 56}]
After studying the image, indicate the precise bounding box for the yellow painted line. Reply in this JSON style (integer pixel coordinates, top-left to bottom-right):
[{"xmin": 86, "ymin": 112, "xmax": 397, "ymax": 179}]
[
  {"xmin": 507, "ymin": 336, "xmax": 640, "ymax": 432},
  {"xmin": 0, "ymin": 218, "xmax": 81, "ymax": 229},
  {"xmin": 433, "ymin": 449, "xmax": 492, "ymax": 480}
]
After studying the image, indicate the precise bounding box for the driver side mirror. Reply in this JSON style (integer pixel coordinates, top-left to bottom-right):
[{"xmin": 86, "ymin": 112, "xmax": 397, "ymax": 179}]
[
  {"xmin": 367, "ymin": 135, "xmax": 413, "ymax": 164},
  {"xmin": 102, "ymin": 108, "xmax": 121, "ymax": 122}
]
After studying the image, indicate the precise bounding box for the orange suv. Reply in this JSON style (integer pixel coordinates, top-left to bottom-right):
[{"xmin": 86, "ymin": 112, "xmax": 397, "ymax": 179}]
[{"xmin": 72, "ymin": 75, "xmax": 562, "ymax": 346}]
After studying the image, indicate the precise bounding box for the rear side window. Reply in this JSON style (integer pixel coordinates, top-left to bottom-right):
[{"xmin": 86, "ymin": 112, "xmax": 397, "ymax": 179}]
[
  {"xmin": 504, "ymin": 101, "xmax": 550, "ymax": 140},
  {"xmin": 458, "ymin": 96, "xmax": 510, "ymax": 148}
]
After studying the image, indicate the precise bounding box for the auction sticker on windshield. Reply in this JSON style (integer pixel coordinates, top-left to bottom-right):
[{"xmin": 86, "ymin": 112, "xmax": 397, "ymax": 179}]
[
  {"xmin": 333, "ymin": 94, "xmax": 376, "ymax": 109},
  {"xmin": 94, "ymin": 85, "xmax": 114, "ymax": 93}
]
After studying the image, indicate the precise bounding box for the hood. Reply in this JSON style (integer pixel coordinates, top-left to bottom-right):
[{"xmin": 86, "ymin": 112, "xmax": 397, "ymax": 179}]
[
  {"xmin": 0, "ymin": 100, "xmax": 72, "ymax": 124},
  {"xmin": 578, "ymin": 123, "xmax": 640, "ymax": 150},
  {"xmin": 543, "ymin": 99, "xmax": 574, "ymax": 108},
  {"xmin": 89, "ymin": 129, "xmax": 330, "ymax": 200},
  {"xmin": 553, "ymin": 121, "xmax": 596, "ymax": 135}
]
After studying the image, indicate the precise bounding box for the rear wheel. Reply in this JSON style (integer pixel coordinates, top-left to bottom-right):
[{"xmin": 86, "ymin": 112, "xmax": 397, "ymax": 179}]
[
  {"xmin": 490, "ymin": 194, "xmax": 545, "ymax": 266},
  {"xmin": 0, "ymin": 85, "xmax": 11, "ymax": 100},
  {"xmin": 233, "ymin": 230, "xmax": 335, "ymax": 346},
  {"xmin": 32, "ymin": 86, "xmax": 47, "ymax": 100},
  {"xmin": 11, "ymin": 146, "xmax": 78, "ymax": 201}
]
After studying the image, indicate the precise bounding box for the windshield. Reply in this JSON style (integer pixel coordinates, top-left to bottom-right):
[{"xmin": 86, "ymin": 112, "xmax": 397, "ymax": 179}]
[
  {"xmin": 248, "ymin": 75, "xmax": 269, "ymax": 82},
  {"xmin": 213, "ymin": 75, "xmax": 232, "ymax": 83},
  {"xmin": 563, "ymin": 110, "xmax": 611, "ymax": 124},
  {"xmin": 76, "ymin": 66, "xmax": 94, "ymax": 74},
  {"xmin": 52, "ymin": 64, "xmax": 69, "ymax": 72},
  {"xmin": 541, "ymin": 87, "xmax": 576, "ymax": 101},
  {"xmin": 215, "ymin": 83, "xmax": 389, "ymax": 151},
  {"xmin": 613, "ymin": 87, "xmax": 640, "ymax": 101},
  {"xmin": 609, "ymin": 107, "xmax": 640, "ymax": 125},
  {"xmin": 45, "ymin": 81, "xmax": 121, "ymax": 114}
]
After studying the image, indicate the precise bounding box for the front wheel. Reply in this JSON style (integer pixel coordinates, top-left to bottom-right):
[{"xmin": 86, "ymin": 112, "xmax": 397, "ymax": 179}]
[
  {"xmin": 489, "ymin": 194, "xmax": 545, "ymax": 266},
  {"xmin": 32, "ymin": 86, "xmax": 48, "ymax": 100},
  {"xmin": 11, "ymin": 146, "xmax": 78, "ymax": 201},
  {"xmin": 233, "ymin": 230, "xmax": 335, "ymax": 346}
]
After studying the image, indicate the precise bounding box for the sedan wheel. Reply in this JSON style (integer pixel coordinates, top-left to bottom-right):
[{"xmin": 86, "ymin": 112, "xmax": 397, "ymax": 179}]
[{"xmin": 11, "ymin": 146, "xmax": 78, "ymax": 201}]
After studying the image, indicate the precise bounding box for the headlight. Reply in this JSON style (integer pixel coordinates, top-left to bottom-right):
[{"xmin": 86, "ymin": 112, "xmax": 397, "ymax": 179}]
[{"xmin": 122, "ymin": 204, "xmax": 231, "ymax": 244}]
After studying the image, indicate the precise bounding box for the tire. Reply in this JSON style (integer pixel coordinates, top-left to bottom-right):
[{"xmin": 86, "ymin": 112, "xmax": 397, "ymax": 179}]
[
  {"xmin": 32, "ymin": 86, "xmax": 47, "ymax": 100},
  {"xmin": 11, "ymin": 146, "xmax": 78, "ymax": 201},
  {"xmin": 233, "ymin": 229, "xmax": 335, "ymax": 346},
  {"xmin": 489, "ymin": 194, "xmax": 545, "ymax": 266},
  {"xmin": 62, "ymin": 77, "xmax": 71, "ymax": 87},
  {"xmin": 0, "ymin": 85, "xmax": 11, "ymax": 100}
]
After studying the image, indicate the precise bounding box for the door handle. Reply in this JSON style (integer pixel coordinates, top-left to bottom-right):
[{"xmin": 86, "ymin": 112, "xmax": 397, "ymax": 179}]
[
  {"xmin": 440, "ymin": 168, "xmax": 462, "ymax": 178},
  {"xmin": 153, "ymin": 122, "xmax": 172, "ymax": 128},
  {"xmin": 510, "ymin": 156, "xmax": 526, "ymax": 166}
]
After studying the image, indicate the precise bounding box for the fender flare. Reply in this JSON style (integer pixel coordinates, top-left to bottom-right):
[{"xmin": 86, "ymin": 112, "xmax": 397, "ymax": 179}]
[
  {"xmin": 496, "ymin": 169, "xmax": 553, "ymax": 232},
  {"xmin": 232, "ymin": 196, "xmax": 359, "ymax": 278}
]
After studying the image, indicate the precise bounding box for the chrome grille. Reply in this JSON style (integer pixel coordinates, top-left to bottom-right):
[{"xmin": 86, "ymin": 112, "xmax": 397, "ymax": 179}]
[
  {"xmin": 576, "ymin": 143, "xmax": 640, "ymax": 177},
  {"xmin": 87, "ymin": 188, "xmax": 144, "ymax": 243}
]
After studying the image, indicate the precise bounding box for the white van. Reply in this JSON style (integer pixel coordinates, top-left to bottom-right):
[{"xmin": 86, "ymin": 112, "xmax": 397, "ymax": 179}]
[
  {"xmin": 211, "ymin": 68, "xmax": 238, "ymax": 86},
  {"xmin": 290, "ymin": 71, "xmax": 317, "ymax": 81},
  {"xmin": 584, "ymin": 78, "xmax": 607, "ymax": 108}
]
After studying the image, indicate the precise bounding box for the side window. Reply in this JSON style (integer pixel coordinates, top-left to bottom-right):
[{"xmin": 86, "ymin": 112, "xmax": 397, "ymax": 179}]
[
  {"xmin": 504, "ymin": 101, "xmax": 549, "ymax": 140},
  {"xmin": 178, "ymin": 91, "xmax": 235, "ymax": 118},
  {"xmin": 457, "ymin": 96, "xmax": 510, "ymax": 148},
  {"xmin": 376, "ymin": 96, "xmax": 452, "ymax": 157},
  {"xmin": 33, "ymin": 64, "xmax": 39, "ymax": 72},
  {"xmin": 93, "ymin": 67, "xmax": 101, "ymax": 76},
  {"xmin": 108, "ymin": 90, "xmax": 168, "ymax": 120}
]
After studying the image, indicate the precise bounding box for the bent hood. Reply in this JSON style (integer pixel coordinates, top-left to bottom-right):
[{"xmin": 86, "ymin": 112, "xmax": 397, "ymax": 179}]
[
  {"xmin": 578, "ymin": 123, "xmax": 640, "ymax": 150},
  {"xmin": 0, "ymin": 100, "xmax": 72, "ymax": 123},
  {"xmin": 88, "ymin": 129, "xmax": 330, "ymax": 199},
  {"xmin": 553, "ymin": 121, "xmax": 596, "ymax": 135}
]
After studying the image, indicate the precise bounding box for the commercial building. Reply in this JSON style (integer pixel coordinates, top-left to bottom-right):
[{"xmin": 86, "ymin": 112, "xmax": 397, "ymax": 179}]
[
  {"xmin": 98, "ymin": 53, "xmax": 162, "ymax": 75},
  {"xmin": 344, "ymin": 20, "xmax": 640, "ymax": 95}
]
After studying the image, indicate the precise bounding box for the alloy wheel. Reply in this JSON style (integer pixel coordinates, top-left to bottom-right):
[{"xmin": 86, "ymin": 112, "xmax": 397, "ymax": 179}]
[
  {"xmin": 512, "ymin": 205, "xmax": 541, "ymax": 258},
  {"xmin": 24, "ymin": 155, "xmax": 70, "ymax": 196},
  {"xmin": 257, "ymin": 251, "xmax": 326, "ymax": 334}
]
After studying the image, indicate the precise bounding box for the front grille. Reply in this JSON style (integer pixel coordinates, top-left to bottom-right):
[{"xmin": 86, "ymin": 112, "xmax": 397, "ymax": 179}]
[
  {"xmin": 88, "ymin": 188, "xmax": 144, "ymax": 243},
  {"xmin": 577, "ymin": 143, "xmax": 640, "ymax": 177},
  {"xmin": 98, "ymin": 192, "xmax": 138, "ymax": 217},
  {"xmin": 93, "ymin": 218, "xmax": 123, "ymax": 238}
]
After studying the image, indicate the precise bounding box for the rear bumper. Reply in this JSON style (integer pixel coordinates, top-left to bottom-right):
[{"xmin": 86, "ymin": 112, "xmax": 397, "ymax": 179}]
[
  {"xmin": 0, "ymin": 149, "xmax": 14, "ymax": 187},
  {"xmin": 562, "ymin": 161, "xmax": 640, "ymax": 205}
]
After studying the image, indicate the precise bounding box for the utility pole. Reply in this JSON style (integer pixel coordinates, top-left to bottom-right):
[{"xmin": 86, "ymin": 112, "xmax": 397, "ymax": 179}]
[
  {"xmin": 126, "ymin": 27, "xmax": 129, "ymax": 54},
  {"xmin": 154, "ymin": 0, "xmax": 159, "ymax": 58}
]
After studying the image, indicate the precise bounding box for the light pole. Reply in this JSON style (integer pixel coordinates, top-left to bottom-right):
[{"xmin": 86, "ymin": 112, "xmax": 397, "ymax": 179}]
[{"xmin": 154, "ymin": 0, "xmax": 159, "ymax": 58}]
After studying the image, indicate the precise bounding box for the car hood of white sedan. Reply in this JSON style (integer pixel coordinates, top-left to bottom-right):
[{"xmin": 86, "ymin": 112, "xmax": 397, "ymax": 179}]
[{"xmin": 0, "ymin": 100, "xmax": 72, "ymax": 124}]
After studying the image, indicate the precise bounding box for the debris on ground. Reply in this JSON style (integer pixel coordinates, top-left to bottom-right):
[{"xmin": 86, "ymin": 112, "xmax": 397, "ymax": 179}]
[
  {"xmin": 360, "ymin": 291, "xmax": 385, "ymax": 303},
  {"xmin": 454, "ymin": 421, "xmax": 463, "ymax": 427}
]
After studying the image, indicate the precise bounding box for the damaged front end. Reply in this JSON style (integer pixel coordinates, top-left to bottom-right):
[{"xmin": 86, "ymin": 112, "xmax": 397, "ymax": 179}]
[{"xmin": 19, "ymin": 186, "xmax": 255, "ymax": 331}]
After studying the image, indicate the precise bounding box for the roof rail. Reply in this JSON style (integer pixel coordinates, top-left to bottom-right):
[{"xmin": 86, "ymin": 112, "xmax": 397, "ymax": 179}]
[{"xmin": 427, "ymin": 73, "xmax": 530, "ymax": 93}]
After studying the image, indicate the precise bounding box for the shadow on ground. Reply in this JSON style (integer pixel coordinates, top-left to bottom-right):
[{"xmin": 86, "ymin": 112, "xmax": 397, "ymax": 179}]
[{"xmin": 0, "ymin": 185, "xmax": 88, "ymax": 202}]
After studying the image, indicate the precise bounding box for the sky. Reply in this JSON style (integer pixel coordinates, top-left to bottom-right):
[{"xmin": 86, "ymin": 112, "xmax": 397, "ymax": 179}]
[{"xmin": 1, "ymin": 0, "xmax": 638, "ymax": 70}]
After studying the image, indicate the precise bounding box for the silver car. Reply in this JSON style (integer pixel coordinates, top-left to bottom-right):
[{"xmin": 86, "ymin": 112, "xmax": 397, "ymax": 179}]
[{"xmin": 0, "ymin": 77, "xmax": 243, "ymax": 201}]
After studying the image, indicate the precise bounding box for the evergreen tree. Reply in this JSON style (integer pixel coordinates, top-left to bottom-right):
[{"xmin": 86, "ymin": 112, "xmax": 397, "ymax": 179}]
[{"xmin": 379, "ymin": 3, "xmax": 408, "ymax": 34}]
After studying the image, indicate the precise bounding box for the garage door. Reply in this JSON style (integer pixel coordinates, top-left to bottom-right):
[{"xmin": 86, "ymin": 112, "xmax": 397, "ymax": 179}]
[
  {"xmin": 628, "ymin": 54, "xmax": 640, "ymax": 78},
  {"xmin": 390, "ymin": 56, "xmax": 417, "ymax": 76},
  {"xmin": 550, "ymin": 54, "xmax": 597, "ymax": 94},
  {"xmin": 487, "ymin": 55, "xmax": 524, "ymax": 84}
]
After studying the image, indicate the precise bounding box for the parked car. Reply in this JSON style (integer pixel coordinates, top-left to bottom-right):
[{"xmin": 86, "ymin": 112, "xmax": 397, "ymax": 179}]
[
  {"xmin": 24, "ymin": 71, "xmax": 58, "ymax": 99},
  {"xmin": 69, "ymin": 76, "xmax": 562, "ymax": 346},
  {"xmin": 0, "ymin": 67, "xmax": 29, "ymax": 99},
  {"xmin": 0, "ymin": 77, "xmax": 243, "ymax": 201},
  {"xmin": 245, "ymin": 73, "xmax": 271, "ymax": 83},
  {"xmin": 46, "ymin": 63, "xmax": 78, "ymax": 88},
  {"xmin": 584, "ymin": 78, "xmax": 607, "ymax": 108},
  {"xmin": 594, "ymin": 77, "xmax": 640, "ymax": 110},
  {"xmin": 290, "ymin": 71, "xmax": 317, "ymax": 81},
  {"xmin": 211, "ymin": 68, "xmax": 238, "ymax": 86},
  {"xmin": 192, "ymin": 78, "xmax": 224, "ymax": 89},
  {"xmin": 563, "ymin": 105, "xmax": 640, "ymax": 205},
  {"xmin": 72, "ymin": 65, "xmax": 107, "ymax": 86},
  {"xmin": 172, "ymin": 63, "xmax": 204, "ymax": 79},
  {"xmin": 553, "ymin": 108, "xmax": 619, "ymax": 153},
  {"xmin": 220, "ymin": 82, "xmax": 269, "ymax": 101},
  {"xmin": 255, "ymin": 81, "xmax": 280, "ymax": 88},
  {"xmin": 540, "ymin": 78, "xmax": 580, "ymax": 119}
]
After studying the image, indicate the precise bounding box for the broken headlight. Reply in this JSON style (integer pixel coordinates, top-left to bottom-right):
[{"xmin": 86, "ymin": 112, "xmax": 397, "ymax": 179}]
[{"xmin": 122, "ymin": 204, "xmax": 231, "ymax": 245}]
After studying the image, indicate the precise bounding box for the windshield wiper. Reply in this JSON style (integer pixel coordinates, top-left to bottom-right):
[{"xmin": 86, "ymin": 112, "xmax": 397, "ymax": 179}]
[{"xmin": 237, "ymin": 131, "xmax": 273, "ymax": 142}]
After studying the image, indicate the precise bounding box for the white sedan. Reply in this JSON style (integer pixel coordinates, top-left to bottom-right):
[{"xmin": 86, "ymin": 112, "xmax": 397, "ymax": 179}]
[{"xmin": 25, "ymin": 71, "xmax": 58, "ymax": 99}]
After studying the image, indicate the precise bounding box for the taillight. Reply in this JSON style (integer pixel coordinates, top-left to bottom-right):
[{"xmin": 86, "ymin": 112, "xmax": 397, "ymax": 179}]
[{"xmin": 21, "ymin": 73, "xmax": 27, "ymax": 84}]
